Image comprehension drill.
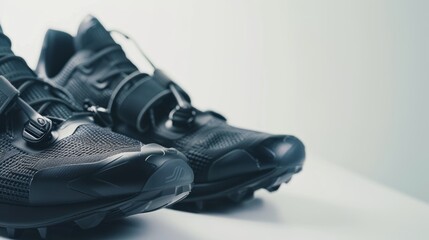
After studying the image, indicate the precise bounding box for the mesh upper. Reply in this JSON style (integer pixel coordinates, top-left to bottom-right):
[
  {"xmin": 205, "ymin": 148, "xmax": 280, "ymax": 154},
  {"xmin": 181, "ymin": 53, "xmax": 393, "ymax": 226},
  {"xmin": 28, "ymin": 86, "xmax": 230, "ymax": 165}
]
[
  {"xmin": 52, "ymin": 49, "xmax": 134, "ymax": 108},
  {"xmin": 0, "ymin": 124, "xmax": 141, "ymax": 203},
  {"xmin": 172, "ymin": 118, "xmax": 269, "ymax": 181},
  {"xmin": 64, "ymin": 71, "xmax": 116, "ymax": 107}
]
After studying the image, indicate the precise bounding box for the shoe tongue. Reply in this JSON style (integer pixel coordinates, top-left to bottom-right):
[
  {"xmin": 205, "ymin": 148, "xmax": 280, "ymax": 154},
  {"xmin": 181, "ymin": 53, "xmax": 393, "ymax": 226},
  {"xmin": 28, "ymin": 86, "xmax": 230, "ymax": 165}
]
[
  {"xmin": 74, "ymin": 15, "xmax": 116, "ymax": 51},
  {"xmin": 0, "ymin": 26, "xmax": 74, "ymax": 119}
]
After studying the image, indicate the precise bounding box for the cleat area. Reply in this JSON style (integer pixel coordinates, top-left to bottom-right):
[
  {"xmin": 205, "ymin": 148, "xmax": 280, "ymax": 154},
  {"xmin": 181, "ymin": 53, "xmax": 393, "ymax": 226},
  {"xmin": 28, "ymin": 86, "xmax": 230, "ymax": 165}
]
[
  {"xmin": 0, "ymin": 183, "xmax": 192, "ymax": 239},
  {"xmin": 172, "ymin": 166, "xmax": 301, "ymax": 212}
]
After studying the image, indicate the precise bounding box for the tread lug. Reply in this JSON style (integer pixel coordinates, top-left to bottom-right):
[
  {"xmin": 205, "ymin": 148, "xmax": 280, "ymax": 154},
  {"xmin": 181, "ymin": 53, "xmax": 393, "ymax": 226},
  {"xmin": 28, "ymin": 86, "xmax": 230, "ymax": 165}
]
[
  {"xmin": 37, "ymin": 227, "xmax": 48, "ymax": 239},
  {"xmin": 6, "ymin": 227, "xmax": 18, "ymax": 238},
  {"xmin": 195, "ymin": 201, "xmax": 205, "ymax": 211},
  {"xmin": 74, "ymin": 212, "xmax": 106, "ymax": 230},
  {"xmin": 228, "ymin": 190, "xmax": 254, "ymax": 203},
  {"xmin": 266, "ymin": 185, "xmax": 281, "ymax": 192}
]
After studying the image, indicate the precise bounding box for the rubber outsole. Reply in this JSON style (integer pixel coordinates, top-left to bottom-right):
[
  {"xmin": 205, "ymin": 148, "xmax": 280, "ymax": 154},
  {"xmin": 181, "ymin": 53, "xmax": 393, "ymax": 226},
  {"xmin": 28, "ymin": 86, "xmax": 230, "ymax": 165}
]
[
  {"xmin": 0, "ymin": 155, "xmax": 193, "ymax": 239},
  {"xmin": 171, "ymin": 165, "xmax": 302, "ymax": 212}
]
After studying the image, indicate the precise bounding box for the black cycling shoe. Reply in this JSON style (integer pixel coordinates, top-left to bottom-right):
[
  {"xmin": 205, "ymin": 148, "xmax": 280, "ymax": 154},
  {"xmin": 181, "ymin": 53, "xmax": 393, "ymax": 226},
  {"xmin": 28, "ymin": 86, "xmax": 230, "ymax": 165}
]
[
  {"xmin": 0, "ymin": 25, "xmax": 193, "ymax": 238},
  {"xmin": 36, "ymin": 16, "xmax": 305, "ymax": 211}
]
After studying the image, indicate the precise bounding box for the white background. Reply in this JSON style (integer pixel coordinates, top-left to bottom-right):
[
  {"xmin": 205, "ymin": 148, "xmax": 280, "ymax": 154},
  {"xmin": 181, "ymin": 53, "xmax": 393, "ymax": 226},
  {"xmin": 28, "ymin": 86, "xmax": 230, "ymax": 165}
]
[{"xmin": 0, "ymin": 0, "xmax": 428, "ymax": 239}]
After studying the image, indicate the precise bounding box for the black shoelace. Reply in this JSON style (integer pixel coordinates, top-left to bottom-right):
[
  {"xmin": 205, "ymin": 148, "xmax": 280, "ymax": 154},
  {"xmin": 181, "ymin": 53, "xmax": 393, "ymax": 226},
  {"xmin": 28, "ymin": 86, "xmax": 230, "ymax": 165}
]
[{"xmin": 0, "ymin": 54, "xmax": 81, "ymax": 121}]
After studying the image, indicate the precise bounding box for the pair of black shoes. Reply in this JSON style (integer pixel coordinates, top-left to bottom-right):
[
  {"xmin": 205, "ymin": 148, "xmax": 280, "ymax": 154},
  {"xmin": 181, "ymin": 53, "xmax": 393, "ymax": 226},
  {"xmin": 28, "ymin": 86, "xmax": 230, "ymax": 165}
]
[{"xmin": 0, "ymin": 16, "xmax": 305, "ymax": 239}]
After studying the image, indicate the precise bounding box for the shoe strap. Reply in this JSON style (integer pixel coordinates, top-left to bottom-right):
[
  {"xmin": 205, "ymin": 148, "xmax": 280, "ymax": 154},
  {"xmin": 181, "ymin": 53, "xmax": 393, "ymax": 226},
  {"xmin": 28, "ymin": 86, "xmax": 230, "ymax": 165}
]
[{"xmin": 108, "ymin": 72, "xmax": 173, "ymax": 132}]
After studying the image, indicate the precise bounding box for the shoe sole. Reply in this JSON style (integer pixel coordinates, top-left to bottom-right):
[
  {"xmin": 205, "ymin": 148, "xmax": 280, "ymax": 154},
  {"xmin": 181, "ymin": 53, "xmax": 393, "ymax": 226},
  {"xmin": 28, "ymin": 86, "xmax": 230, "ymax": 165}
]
[
  {"xmin": 171, "ymin": 165, "xmax": 301, "ymax": 212},
  {"xmin": 0, "ymin": 156, "xmax": 193, "ymax": 239}
]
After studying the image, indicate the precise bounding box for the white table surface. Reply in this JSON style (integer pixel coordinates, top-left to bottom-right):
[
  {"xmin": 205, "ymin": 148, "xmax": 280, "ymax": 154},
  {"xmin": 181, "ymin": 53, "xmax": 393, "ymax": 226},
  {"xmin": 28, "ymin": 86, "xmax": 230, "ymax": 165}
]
[{"xmin": 1, "ymin": 156, "xmax": 428, "ymax": 240}]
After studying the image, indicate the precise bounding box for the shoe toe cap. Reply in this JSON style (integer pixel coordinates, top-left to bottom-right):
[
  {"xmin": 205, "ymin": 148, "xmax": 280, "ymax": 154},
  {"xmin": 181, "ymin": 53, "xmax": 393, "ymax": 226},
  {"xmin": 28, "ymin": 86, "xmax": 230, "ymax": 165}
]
[
  {"xmin": 256, "ymin": 135, "xmax": 306, "ymax": 168},
  {"xmin": 206, "ymin": 135, "xmax": 305, "ymax": 182},
  {"xmin": 29, "ymin": 144, "xmax": 193, "ymax": 205}
]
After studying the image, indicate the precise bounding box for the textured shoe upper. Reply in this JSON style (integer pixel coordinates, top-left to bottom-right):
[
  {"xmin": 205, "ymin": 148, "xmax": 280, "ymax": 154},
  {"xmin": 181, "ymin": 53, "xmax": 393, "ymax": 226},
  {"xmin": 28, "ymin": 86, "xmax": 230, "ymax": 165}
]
[
  {"xmin": 36, "ymin": 16, "xmax": 305, "ymax": 183},
  {"xmin": 0, "ymin": 124, "xmax": 141, "ymax": 203},
  {"xmin": 0, "ymin": 24, "xmax": 165, "ymax": 205},
  {"xmin": 163, "ymin": 116, "xmax": 269, "ymax": 179}
]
